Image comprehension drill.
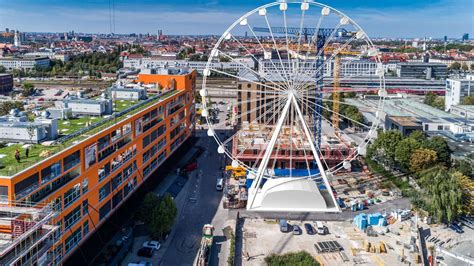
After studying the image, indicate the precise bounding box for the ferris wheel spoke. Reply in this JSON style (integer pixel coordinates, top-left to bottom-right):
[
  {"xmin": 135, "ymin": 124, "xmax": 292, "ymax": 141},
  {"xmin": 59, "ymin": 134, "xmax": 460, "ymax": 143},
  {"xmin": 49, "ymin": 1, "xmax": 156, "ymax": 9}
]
[
  {"xmin": 205, "ymin": 87, "xmax": 284, "ymax": 95},
  {"xmin": 293, "ymin": 35, "xmax": 358, "ymax": 92},
  {"xmin": 232, "ymin": 96, "xmax": 284, "ymax": 124},
  {"xmin": 294, "ymin": 112, "xmax": 325, "ymax": 176},
  {"xmin": 236, "ymin": 98, "xmax": 287, "ymax": 157},
  {"xmin": 263, "ymin": 12, "xmax": 293, "ymax": 89},
  {"xmin": 208, "ymin": 68, "xmax": 285, "ymax": 93},
  {"xmin": 296, "ymin": 95, "xmax": 371, "ymax": 130},
  {"xmin": 216, "ymin": 49, "xmax": 286, "ymax": 92},
  {"xmin": 296, "ymin": 97, "xmax": 357, "ymax": 148},
  {"xmin": 282, "ymin": 9, "xmax": 295, "ymax": 89},
  {"xmin": 246, "ymin": 23, "xmax": 291, "ymax": 89},
  {"xmin": 292, "ymin": 4, "xmax": 308, "ymax": 89},
  {"xmin": 228, "ymin": 35, "xmax": 289, "ymax": 92},
  {"xmin": 222, "ymin": 96, "xmax": 286, "ymax": 147},
  {"xmin": 294, "ymin": 52, "xmax": 366, "ymax": 90}
]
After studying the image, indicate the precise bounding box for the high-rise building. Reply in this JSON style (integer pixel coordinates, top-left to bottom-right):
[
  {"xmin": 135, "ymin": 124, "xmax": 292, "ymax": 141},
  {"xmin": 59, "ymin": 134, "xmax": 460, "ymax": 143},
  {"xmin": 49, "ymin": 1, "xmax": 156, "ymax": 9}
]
[
  {"xmin": 0, "ymin": 68, "xmax": 196, "ymax": 265},
  {"xmin": 13, "ymin": 30, "xmax": 21, "ymax": 47},
  {"xmin": 462, "ymin": 33, "xmax": 469, "ymax": 41},
  {"xmin": 445, "ymin": 74, "xmax": 474, "ymax": 111},
  {"xmin": 443, "ymin": 35, "xmax": 448, "ymax": 42}
]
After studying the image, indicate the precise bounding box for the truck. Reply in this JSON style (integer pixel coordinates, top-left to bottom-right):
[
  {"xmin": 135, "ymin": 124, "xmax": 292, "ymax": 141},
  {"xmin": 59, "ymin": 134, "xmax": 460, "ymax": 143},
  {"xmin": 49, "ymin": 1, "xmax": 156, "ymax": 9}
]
[{"xmin": 194, "ymin": 224, "xmax": 214, "ymax": 266}]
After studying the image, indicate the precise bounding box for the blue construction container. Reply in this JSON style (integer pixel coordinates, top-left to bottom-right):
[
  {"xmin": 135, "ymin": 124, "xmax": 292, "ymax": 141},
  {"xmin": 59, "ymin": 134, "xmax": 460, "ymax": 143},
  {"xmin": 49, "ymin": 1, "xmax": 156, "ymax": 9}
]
[{"xmin": 354, "ymin": 213, "xmax": 368, "ymax": 230}]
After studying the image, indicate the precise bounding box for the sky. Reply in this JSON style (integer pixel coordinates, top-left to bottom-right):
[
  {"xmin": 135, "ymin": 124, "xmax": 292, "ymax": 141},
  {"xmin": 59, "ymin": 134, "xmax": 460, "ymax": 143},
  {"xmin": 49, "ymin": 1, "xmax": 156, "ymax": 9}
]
[{"xmin": 0, "ymin": 0, "xmax": 472, "ymax": 38}]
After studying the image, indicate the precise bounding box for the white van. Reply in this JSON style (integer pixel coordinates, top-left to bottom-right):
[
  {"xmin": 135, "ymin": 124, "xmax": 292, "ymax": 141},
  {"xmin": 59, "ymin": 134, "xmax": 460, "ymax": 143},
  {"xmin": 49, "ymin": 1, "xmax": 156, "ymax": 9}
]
[
  {"xmin": 315, "ymin": 221, "xmax": 325, "ymax": 235},
  {"xmin": 216, "ymin": 178, "xmax": 224, "ymax": 191}
]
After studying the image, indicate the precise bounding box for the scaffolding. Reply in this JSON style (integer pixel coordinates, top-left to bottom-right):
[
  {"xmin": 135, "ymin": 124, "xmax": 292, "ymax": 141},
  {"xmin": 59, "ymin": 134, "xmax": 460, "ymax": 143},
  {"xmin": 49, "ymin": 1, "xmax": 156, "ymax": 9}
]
[{"xmin": 0, "ymin": 200, "xmax": 59, "ymax": 265}]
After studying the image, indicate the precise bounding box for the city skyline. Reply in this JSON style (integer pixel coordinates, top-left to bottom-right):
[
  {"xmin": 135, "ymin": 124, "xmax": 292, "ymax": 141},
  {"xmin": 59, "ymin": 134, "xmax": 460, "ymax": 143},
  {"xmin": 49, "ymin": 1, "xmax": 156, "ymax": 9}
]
[{"xmin": 0, "ymin": 0, "xmax": 472, "ymax": 38}]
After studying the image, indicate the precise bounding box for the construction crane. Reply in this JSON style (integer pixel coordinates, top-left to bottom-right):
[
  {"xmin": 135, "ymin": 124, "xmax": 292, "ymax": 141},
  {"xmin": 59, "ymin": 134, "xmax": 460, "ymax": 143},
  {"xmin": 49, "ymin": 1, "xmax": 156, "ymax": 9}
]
[{"xmin": 253, "ymin": 26, "xmax": 352, "ymax": 148}]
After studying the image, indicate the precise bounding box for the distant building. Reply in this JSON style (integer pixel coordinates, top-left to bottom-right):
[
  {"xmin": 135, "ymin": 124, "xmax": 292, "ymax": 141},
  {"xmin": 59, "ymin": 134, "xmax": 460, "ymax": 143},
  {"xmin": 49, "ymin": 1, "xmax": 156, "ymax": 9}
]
[
  {"xmin": 124, "ymin": 56, "xmax": 256, "ymax": 74},
  {"xmin": 56, "ymin": 97, "xmax": 113, "ymax": 116},
  {"xmin": 25, "ymin": 52, "xmax": 71, "ymax": 62},
  {"xmin": 385, "ymin": 116, "xmax": 423, "ymax": 136},
  {"xmin": 110, "ymin": 86, "xmax": 147, "ymax": 101},
  {"xmin": 0, "ymin": 56, "xmax": 50, "ymax": 70},
  {"xmin": 462, "ymin": 33, "xmax": 469, "ymax": 41},
  {"xmin": 396, "ymin": 62, "xmax": 447, "ymax": 80},
  {"xmin": 449, "ymin": 105, "xmax": 474, "ymax": 119},
  {"xmin": 0, "ymin": 73, "xmax": 13, "ymax": 94},
  {"xmin": 0, "ymin": 110, "xmax": 58, "ymax": 143},
  {"xmin": 445, "ymin": 75, "xmax": 474, "ymax": 111}
]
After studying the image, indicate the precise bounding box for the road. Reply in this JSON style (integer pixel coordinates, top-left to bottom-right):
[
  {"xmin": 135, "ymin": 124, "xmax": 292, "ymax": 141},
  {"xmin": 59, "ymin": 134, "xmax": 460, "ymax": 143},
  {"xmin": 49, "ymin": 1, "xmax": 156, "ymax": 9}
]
[{"xmin": 159, "ymin": 133, "xmax": 231, "ymax": 265}]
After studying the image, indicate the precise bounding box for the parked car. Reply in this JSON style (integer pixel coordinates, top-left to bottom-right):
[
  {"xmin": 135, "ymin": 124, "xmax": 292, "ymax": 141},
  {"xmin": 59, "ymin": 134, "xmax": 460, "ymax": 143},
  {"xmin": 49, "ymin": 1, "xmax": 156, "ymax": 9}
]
[
  {"xmin": 279, "ymin": 219, "xmax": 290, "ymax": 232},
  {"xmin": 143, "ymin": 240, "xmax": 161, "ymax": 251},
  {"xmin": 292, "ymin": 225, "xmax": 301, "ymax": 235},
  {"xmin": 304, "ymin": 223, "xmax": 315, "ymax": 235},
  {"xmin": 137, "ymin": 247, "xmax": 154, "ymax": 258}
]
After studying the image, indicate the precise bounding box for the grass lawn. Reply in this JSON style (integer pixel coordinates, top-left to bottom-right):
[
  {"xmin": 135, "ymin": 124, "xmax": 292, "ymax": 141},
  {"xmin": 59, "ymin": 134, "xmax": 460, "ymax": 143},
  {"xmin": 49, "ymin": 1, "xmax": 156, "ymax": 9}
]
[
  {"xmin": 114, "ymin": 100, "xmax": 138, "ymax": 112},
  {"xmin": 0, "ymin": 144, "xmax": 61, "ymax": 176},
  {"xmin": 58, "ymin": 116, "xmax": 104, "ymax": 134},
  {"xmin": 265, "ymin": 251, "xmax": 320, "ymax": 266}
]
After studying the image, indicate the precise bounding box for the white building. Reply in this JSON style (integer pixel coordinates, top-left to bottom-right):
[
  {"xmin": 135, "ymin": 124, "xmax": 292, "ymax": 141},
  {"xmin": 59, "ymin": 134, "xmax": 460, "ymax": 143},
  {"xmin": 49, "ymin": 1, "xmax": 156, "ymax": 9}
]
[
  {"xmin": 0, "ymin": 56, "xmax": 50, "ymax": 70},
  {"xmin": 445, "ymin": 74, "xmax": 474, "ymax": 111},
  {"xmin": 56, "ymin": 97, "xmax": 113, "ymax": 116},
  {"xmin": 0, "ymin": 110, "xmax": 58, "ymax": 143},
  {"xmin": 110, "ymin": 87, "xmax": 147, "ymax": 100},
  {"xmin": 257, "ymin": 59, "xmax": 378, "ymax": 78},
  {"xmin": 123, "ymin": 56, "xmax": 255, "ymax": 74},
  {"xmin": 24, "ymin": 52, "xmax": 71, "ymax": 62},
  {"xmin": 450, "ymin": 105, "xmax": 474, "ymax": 119}
]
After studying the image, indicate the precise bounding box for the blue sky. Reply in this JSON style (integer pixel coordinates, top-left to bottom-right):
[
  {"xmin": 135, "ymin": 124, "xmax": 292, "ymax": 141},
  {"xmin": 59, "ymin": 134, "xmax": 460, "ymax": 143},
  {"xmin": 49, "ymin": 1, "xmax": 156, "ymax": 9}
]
[{"xmin": 0, "ymin": 0, "xmax": 472, "ymax": 38}]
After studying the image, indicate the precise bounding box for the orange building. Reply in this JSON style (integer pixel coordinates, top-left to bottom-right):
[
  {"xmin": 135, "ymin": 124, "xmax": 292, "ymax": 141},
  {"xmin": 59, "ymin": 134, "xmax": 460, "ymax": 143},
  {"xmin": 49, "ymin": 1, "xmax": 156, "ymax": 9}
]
[
  {"xmin": 0, "ymin": 69, "xmax": 196, "ymax": 265},
  {"xmin": 136, "ymin": 68, "xmax": 194, "ymax": 93}
]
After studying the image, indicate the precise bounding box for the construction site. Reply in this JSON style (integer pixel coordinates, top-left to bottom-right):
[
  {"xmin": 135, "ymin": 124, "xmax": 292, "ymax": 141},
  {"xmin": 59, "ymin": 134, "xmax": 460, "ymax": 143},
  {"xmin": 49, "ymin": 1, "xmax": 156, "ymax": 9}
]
[
  {"xmin": 0, "ymin": 201, "xmax": 59, "ymax": 265},
  {"xmin": 240, "ymin": 214, "xmax": 474, "ymax": 266}
]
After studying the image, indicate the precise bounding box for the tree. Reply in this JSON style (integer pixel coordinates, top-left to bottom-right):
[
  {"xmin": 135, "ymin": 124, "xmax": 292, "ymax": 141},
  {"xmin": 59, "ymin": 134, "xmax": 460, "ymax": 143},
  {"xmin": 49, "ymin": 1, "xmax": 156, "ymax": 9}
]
[
  {"xmin": 422, "ymin": 136, "xmax": 451, "ymax": 165},
  {"xmin": 471, "ymin": 63, "xmax": 474, "ymax": 71},
  {"xmin": 0, "ymin": 101, "xmax": 24, "ymax": 116},
  {"xmin": 461, "ymin": 63, "xmax": 469, "ymax": 71},
  {"xmin": 453, "ymin": 159, "xmax": 473, "ymax": 179},
  {"xmin": 0, "ymin": 66, "xmax": 6, "ymax": 73},
  {"xmin": 395, "ymin": 138, "xmax": 421, "ymax": 171},
  {"xmin": 150, "ymin": 194, "xmax": 177, "ymax": 239},
  {"xmin": 265, "ymin": 251, "xmax": 320, "ymax": 266},
  {"xmin": 408, "ymin": 130, "xmax": 426, "ymax": 143},
  {"xmin": 368, "ymin": 130, "xmax": 403, "ymax": 166},
  {"xmin": 449, "ymin": 62, "xmax": 461, "ymax": 70},
  {"xmin": 462, "ymin": 95, "xmax": 474, "ymax": 105},
  {"xmin": 418, "ymin": 167, "xmax": 464, "ymax": 222},
  {"xmin": 22, "ymin": 82, "xmax": 35, "ymax": 97},
  {"xmin": 410, "ymin": 148, "xmax": 437, "ymax": 173},
  {"xmin": 423, "ymin": 92, "xmax": 437, "ymax": 106},
  {"xmin": 453, "ymin": 171, "xmax": 474, "ymax": 215},
  {"xmin": 138, "ymin": 192, "xmax": 160, "ymax": 224}
]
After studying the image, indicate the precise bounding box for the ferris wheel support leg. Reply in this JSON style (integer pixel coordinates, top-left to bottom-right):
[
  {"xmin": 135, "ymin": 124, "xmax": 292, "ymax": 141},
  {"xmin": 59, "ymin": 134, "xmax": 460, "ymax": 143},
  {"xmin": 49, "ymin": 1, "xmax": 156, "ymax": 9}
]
[
  {"xmin": 291, "ymin": 95, "xmax": 340, "ymax": 211},
  {"xmin": 248, "ymin": 94, "xmax": 292, "ymax": 210}
]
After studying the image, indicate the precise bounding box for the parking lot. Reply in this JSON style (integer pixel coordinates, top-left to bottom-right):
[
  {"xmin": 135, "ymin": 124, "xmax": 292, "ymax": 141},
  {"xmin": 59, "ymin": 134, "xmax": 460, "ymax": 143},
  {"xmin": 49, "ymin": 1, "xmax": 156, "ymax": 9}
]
[{"xmin": 240, "ymin": 217, "xmax": 474, "ymax": 266}]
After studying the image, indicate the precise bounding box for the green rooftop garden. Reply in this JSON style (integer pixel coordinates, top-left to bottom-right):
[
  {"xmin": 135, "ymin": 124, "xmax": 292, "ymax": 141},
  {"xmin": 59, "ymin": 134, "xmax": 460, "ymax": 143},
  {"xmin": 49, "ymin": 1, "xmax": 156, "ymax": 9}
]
[
  {"xmin": 0, "ymin": 144, "xmax": 62, "ymax": 176},
  {"xmin": 0, "ymin": 90, "xmax": 179, "ymax": 177}
]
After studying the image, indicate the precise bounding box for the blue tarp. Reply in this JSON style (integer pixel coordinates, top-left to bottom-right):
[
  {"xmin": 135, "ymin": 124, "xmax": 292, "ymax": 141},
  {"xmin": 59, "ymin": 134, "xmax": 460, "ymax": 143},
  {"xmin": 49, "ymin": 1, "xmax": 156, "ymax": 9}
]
[
  {"xmin": 354, "ymin": 213, "xmax": 368, "ymax": 230},
  {"xmin": 273, "ymin": 169, "xmax": 320, "ymax": 177}
]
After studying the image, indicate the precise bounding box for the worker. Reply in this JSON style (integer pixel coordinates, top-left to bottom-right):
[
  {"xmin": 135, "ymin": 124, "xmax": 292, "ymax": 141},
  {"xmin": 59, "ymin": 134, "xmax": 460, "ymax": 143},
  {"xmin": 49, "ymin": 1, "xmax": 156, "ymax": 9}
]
[{"xmin": 15, "ymin": 149, "xmax": 21, "ymax": 163}]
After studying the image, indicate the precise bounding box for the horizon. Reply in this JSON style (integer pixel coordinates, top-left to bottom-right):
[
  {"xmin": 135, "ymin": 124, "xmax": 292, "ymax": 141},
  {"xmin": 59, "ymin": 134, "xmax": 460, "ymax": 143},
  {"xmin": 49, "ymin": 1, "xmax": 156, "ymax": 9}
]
[{"xmin": 0, "ymin": 0, "xmax": 472, "ymax": 39}]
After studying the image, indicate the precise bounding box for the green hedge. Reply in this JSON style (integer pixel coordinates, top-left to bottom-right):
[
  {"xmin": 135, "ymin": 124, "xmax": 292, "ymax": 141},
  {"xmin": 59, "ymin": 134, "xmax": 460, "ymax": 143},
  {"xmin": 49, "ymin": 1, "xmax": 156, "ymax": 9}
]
[{"xmin": 265, "ymin": 251, "xmax": 319, "ymax": 266}]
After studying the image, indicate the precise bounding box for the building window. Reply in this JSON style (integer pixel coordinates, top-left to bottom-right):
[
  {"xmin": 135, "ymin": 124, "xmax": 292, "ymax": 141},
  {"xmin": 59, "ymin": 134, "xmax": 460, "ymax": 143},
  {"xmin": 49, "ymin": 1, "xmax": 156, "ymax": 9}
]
[
  {"xmin": 82, "ymin": 199, "xmax": 88, "ymax": 215},
  {"xmin": 83, "ymin": 220, "xmax": 89, "ymax": 236},
  {"xmin": 64, "ymin": 205, "xmax": 81, "ymax": 230},
  {"xmin": 65, "ymin": 228, "xmax": 82, "ymax": 254},
  {"xmin": 99, "ymin": 200, "xmax": 111, "ymax": 220},
  {"xmin": 64, "ymin": 184, "xmax": 81, "ymax": 208},
  {"xmin": 99, "ymin": 182, "xmax": 111, "ymax": 202}
]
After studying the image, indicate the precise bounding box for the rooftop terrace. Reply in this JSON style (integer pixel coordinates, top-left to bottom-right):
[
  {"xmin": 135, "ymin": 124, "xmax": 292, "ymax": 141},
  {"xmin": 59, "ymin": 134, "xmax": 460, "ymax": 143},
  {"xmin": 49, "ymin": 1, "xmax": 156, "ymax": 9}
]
[{"xmin": 0, "ymin": 89, "xmax": 178, "ymax": 177}]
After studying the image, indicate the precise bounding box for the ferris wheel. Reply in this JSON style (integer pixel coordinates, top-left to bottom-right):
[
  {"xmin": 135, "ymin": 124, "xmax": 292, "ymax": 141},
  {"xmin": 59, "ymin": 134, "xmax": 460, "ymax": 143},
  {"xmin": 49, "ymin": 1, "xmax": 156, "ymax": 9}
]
[{"xmin": 200, "ymin": 1, "xmax": 385, "ymax": 212}]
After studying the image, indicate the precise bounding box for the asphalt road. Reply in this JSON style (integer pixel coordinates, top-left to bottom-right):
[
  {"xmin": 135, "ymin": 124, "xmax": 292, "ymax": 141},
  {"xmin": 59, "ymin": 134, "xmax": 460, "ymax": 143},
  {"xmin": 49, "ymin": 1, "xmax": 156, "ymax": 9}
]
[{"xmin": 160, "ymin": 134, "xmax": 228, "ymax": 265}]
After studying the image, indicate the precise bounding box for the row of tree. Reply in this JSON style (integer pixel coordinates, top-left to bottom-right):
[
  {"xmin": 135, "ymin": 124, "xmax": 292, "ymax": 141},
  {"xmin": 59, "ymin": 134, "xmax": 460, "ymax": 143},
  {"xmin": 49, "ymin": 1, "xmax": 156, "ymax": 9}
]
[
  {"xmin": 137, "ymin": 192, "xmax": 178, "ymax": 239},
  {"xmin": 367, "ymin": 130, "xmax": 473, "ymax": 222},
  {"xmin": 423, "ymin": 92, "xmax": 445, "ymax": 110}
]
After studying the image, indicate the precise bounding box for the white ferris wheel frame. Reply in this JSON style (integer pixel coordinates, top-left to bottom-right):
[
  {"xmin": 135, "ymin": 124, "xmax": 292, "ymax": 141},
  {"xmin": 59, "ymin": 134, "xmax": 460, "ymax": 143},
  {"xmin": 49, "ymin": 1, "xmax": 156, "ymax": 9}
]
[{"xmin": 200, "ymin": 1, "xmax": 386, "ymax": 212}]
